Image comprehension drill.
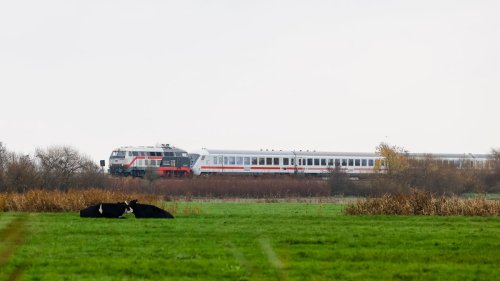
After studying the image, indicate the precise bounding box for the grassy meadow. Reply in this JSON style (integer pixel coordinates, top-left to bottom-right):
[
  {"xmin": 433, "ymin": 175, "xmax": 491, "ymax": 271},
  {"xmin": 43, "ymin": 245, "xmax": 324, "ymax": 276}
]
[{"xmin": 0, "ymin": 202, "xmax": 499, "ymax": 281}]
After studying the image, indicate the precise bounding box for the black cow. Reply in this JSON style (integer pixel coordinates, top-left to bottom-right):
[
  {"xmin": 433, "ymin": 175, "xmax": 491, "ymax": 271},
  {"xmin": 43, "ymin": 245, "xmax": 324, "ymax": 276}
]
[
  {"xmin": 128, "ymin": 200, "xmax": 174, "ymax": 219},
  {"xmin": 80, "ymin": 202, "xmax": 132, "ymax": 218}
]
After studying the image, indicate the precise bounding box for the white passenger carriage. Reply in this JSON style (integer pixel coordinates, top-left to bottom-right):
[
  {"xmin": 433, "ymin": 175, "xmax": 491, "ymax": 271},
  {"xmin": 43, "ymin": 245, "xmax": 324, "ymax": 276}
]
[
  {"xmin": 190, "ymin": 149, "xmax": 493, "ymax": 176},
  {"xmin": 190, "ymin": 149, "xmax": 383, "ymax": 176}
]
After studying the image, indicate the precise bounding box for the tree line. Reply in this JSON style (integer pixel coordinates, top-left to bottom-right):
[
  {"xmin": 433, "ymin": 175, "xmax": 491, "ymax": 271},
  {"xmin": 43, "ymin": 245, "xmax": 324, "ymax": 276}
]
[
  {"xmin": 1, "ymin": 141, "xmax": 499, "ymax": 196},
  {"xmin": 330, "ymin": 142, "xmax": 500, "ymax": 196},
  {"xmin": 0, "ymin": 142, "xmax": 105, "ymax": 192}
]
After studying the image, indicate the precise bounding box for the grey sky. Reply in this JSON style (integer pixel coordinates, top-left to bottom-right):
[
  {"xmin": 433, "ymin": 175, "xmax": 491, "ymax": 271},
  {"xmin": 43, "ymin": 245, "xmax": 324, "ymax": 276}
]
[{"xmin": 1, "ymin": 0, "xmax": 499, "ymax": 163}]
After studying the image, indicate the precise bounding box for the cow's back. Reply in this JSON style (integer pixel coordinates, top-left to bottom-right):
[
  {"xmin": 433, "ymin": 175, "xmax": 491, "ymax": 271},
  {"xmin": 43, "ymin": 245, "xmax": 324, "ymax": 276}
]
[
  {"xmin": 100, "ymin": 203, "xmax": 126, "ymax": 218},
  {"xmin": 134, "ymin": 204, "xmax": 174, "ymax": 218},
  {"xmin": 80, "ymin": 204, "xmax": 101, "ymax": 218}
]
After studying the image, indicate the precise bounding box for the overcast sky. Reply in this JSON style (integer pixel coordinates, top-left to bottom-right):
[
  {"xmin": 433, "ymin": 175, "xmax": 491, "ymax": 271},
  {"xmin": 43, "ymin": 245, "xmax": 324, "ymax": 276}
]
[{"xmin": 1, "ymin": 0, "xmax": 499, "ymax": 163}]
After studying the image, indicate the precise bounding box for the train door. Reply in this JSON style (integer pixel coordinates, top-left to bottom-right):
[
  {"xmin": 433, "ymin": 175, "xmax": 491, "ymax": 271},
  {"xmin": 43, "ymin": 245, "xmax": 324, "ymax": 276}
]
[
  {"xmin": 219, "ymin": 156, "xmax": 223, "ymax": 173},
  {"xmin": 243, "ymin": 156, "xmax": 251, "ymax": 172},
  {"xmin": 297, "ymin": 157, "xmax": 304, "ymax": 174}
]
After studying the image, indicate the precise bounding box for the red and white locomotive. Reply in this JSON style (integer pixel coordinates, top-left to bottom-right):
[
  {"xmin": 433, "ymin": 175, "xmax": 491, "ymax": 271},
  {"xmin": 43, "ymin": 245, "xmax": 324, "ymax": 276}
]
[{"xmin": 108, "ymin": 144, "xmax": 191, "ymax": 177}]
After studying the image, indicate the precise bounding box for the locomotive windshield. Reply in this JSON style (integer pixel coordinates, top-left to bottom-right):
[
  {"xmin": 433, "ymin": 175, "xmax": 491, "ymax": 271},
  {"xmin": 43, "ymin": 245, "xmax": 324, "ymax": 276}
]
[{"xmin": 110, "ymin": 151, "xmax": 126, "ymax": 158}]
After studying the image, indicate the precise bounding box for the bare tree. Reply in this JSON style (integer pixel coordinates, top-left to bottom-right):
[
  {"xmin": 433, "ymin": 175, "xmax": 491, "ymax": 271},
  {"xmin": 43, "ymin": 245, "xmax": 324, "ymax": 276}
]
[
  {"xmin": 492, "ymin": 148, "xmax": 500, "ymax": 173},
  {"xmin": 4, "ymin": 153, "xmax": 40, "ymax": 192},
  {"xmin": 36, "ymin": 145, "xmax": 99, "ymax": 190},
  {"xmin": 0, "ymin": 142, "xmax": 7, "ymax": 190}
]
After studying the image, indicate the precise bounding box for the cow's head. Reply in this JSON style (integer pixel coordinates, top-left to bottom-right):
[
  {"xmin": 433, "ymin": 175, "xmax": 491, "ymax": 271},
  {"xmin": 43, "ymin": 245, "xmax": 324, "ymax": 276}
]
[
  {"xmin": 127, "ymin": 200, "xmax": 138, "ymax": 211},
  {"xmin": 122, "ymin": 201, "xmax": 134, "ymax": 213}
]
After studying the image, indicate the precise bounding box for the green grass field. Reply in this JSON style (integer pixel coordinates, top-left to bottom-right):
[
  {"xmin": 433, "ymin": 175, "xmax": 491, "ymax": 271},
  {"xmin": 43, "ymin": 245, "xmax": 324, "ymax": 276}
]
[{"xmin": 0, "ymin": 203, "xmax": 499, "ymax": 281}]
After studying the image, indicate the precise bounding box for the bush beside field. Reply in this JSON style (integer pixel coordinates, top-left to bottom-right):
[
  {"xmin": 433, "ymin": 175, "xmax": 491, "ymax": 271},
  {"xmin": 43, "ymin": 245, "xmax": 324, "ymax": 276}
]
[{"xmin": 344, "ymin": 189, "xmax": 500, "ymax": 216}]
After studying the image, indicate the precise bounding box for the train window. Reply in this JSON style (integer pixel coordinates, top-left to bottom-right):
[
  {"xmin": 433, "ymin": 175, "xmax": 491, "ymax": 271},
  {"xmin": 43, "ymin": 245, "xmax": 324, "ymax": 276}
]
[
  {"xmin": 244, "ymin": 157, "xmax": 250, "ymax": 165},
  {"xmin": 138, "ymin": 160, "xmax": 143, "ymax": 166},
  {"xmin": 321, "ymin": 159, "xmax": 326, "ymax": 166},
  {"xmin": 335, "ymin": 159, "xmax": 340, "ymax": 166},
  {"xmin": 132, "ymin": 151, "xmax": 138, "ymax": 156},
  {"xmin": 219, "ymin": 156, "xmax": 223, "ymax": 165},
  {"xmin": 201, "ymin": 156, "xmax": 205, "ymax": 161},
  {"xmin": 229, "ymin": 157, "xmax": 235, "ymax": 165},
  {"xmin": 144, "ymin": 160, "xmax": 149, "ymax": 166},
  {"xmin": 314, "ymin": 159, "xmax": 319, "ymax": 166},
  {"xmin": 307, "ymin": 159, "xmax": 313, "ymax": 166},
  {"xmin": 259, "ymin": 158, "xmax": 265, "ymax": 165},
  {"xmin": 236, "ymin": 157, "xmax": 243, "ymax": 165},
  {"xmin": 328, "ymin": 159, "xmax": 333, "ymax": 166},
  {"xmin": 368, "ymin": 159, "xmax": 374, "ymax": 166},
  {"xmin": 274, "ymin": 158, "xmax": 279, "ymax": 165},
  {"xmin": 341, "ymin": 159, "xmax": 347, "ymax": 166},
  {"xmin": 362, "ymin": 159, "xmax": 367, "ymax": 166},
  {"xmin": 150, "ymin": 160, "xmax": 156, "ymax": 166},
  {"xmin": 266, "ymin": 158, "xmax": 272, "ymax": 165},
  {"xmin": 298, "ymin": 159, "xmax": 302, "ymax": 165},
  {"xmin": 348, "ymin": 159, "xmax": 354, "ymax": 166},
  {"xmin": 164, "ymin": 152, "xmax": 174, "ymax": 157},
  {"xmin": 252, "ymin": 157, "xmax": 258, "ymax": 165},
  {"xmin": 140, "ymin": 152, "xmax": 145, "ymax": 156},
  {"xmin": 224, "ymin": 157, "xmax": 228, "ymax": 165},
  {"xmin": 156, "ymin": 152, "xmax": 162, "ymax": 156},
  {"xmin": 291, "ymin": 158, "xmax": 295, "ymax": 165},
  {"xmin": 283, "ymin": 158, "xmax": 289, "ymax": 165},
  {"xmin": 355, "ymin": 159, "xmax": 360, "ymax": 166},
  {"xmin": 213, "ymin": 156, "xmax": 218, "ymax": 165}
]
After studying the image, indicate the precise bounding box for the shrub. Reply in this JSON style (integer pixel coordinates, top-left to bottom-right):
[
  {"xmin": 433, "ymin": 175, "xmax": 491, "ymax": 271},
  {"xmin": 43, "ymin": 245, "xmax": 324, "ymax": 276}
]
[{"xmin": 344, "ymin": 189, "xmax": 500, "ymax": 216}]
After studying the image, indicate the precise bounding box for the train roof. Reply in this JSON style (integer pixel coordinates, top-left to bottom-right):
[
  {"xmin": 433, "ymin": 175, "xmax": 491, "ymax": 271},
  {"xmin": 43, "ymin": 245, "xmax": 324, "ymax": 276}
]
[
  {"xmin": 201, "ymin": 149, "xmax": 491, "ymax": 159},
  {"xmin": 202, "ymin": 149, "xmax": 378, "ymax": 157},
  {"xmin": 113, "ymin": 145, "xmax": 187, "ymax": 153},
  {"xmin": 203, "ymin": 149, "xmax": 294, "ymax": 156},
  {"xmin": 409, "ymin": 153, "xmax": 490, "ymax": 159}
]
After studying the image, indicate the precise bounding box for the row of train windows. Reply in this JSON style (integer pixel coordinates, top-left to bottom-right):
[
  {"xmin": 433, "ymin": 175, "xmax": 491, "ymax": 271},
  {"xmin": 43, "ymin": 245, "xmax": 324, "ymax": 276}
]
[
  {"xmin": 209, "ymin": 156, "xmax": 377, "ymax": 167},
  {"xmin": 133, "ymin": 160, "xmax": 159, "ymax": 166},
  {"xmin": 127, "ymin": 151, "xmax": 185, "ymax": 157}
]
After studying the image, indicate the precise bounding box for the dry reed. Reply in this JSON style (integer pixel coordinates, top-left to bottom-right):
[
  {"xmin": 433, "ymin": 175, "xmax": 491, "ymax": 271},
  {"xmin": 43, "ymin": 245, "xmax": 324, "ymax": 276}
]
[
  {"xmin": 344, "ymin": 189, "xmax": 500, "ymax": 216},
  {"xmin": 0, "ymin": 189, "xmax": 159, "ymax": 212}
]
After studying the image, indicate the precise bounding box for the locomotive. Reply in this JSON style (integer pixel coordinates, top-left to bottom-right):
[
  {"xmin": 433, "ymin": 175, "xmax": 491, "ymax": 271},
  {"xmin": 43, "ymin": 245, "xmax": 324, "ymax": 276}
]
[{"xmin": 108, "ymin": 144, "xmax": 191, "ymax": 177}]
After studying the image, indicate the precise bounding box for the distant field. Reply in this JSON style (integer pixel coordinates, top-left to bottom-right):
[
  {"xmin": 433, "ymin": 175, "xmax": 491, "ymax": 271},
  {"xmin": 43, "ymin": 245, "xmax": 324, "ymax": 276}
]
[{"xmin": 0, "ymin": 203, "xmax": 499, "ymax": 281}]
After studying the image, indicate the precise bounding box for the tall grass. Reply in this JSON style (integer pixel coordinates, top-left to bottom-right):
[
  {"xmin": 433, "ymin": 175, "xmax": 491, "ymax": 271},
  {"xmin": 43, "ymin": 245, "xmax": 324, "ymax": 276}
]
[
  {"xmin": 0, "ymin": 189, "xmax": 159, "ymax": 212},
  {"xmin": 344, "ymin": 189, "xmax": 500, "ymax": 216}
]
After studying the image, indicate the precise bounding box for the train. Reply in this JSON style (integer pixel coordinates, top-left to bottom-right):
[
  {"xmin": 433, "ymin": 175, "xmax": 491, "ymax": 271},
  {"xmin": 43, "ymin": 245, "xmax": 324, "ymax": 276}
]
[
  {"xmin": 108, "ymin": 144, "xmax": 493, "ymax": 177},
  {"xmin": 108, "ymin": 144, "xmax": 192, "ymax": 177}
]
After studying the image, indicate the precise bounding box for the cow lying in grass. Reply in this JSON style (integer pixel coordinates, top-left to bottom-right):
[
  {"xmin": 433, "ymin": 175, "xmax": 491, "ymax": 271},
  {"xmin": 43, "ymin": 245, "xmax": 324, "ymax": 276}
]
[
  {"xmin": 80, "ymin": 202, "xmax": 132, "ymax": 218},
  {"xmin": 128, "ymin": 200, "xmax": 174, "ymax": 219}
]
